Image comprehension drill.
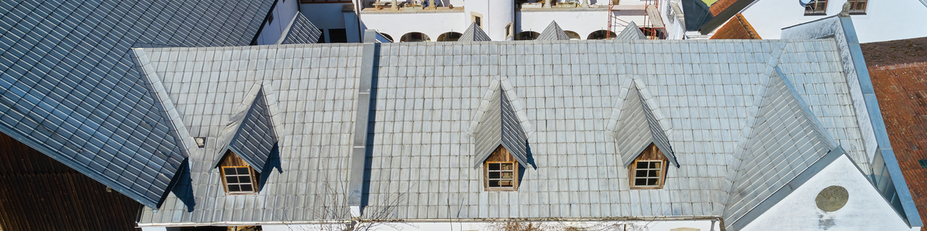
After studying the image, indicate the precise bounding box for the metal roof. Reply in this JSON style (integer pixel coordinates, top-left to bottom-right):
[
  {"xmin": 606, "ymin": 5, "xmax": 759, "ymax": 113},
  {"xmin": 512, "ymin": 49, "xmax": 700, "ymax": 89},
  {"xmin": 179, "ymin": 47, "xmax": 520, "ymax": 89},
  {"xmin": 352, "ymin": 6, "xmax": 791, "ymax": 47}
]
[
  {"xmin": 536, "ymin": 21, "xmax": 571, "ymax": 41},
  {"xmin": 722, "ymin": 67, "xmax": 838, "ymax": 229},
  {"xmin": 133, "ymin": 39, "xmax": 874, "ymax": 225},
  {"xmin": 471, "ymin": 79, "xmax": 531, "ymax": 168},
  {"xmin": 610, "ymin": 80, "xmax": 677, "ymax": 168},
  {"xmin": 277, "ymin": 12, "xmax": 322, "ymax": 45},
  {"xmin": 0, "ymin": 0, "xmax": 273, "ymax": 208},
  {"xmin": 210, "ymin": 87, "xmax": 277, "ymax": 173},
  {"xmin": 458, "ymin": 23, "xmax": 492, "ymax": 42},
  {"xmin": 615, "ymin": 21, "xmax": 647, "ymax": 40}
]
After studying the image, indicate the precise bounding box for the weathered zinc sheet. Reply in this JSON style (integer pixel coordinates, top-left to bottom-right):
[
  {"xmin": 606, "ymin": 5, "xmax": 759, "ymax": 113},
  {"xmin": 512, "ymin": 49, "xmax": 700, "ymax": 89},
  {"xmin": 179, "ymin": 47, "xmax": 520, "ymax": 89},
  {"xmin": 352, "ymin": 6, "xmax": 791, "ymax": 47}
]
[
  {"xmin": 363, "ymin": 39, "xmax": 864, "ymax": 220},
  {"xmin": 134, "ymin": 44, "xmax": 364, "ymax": 224},
  {"xmin": 134, "ymin": 39, "xmax": 867, "ymax": 224},
  {"xmin": 458, "ymin": 23, "xmax": 492, "ymax": 42},
  {"xmin": 615, "ymin": 22, "xmax": 647, "ymax": 40},
  {"xmin": 536, "ymin": 21, "xmax": 571, "ymax": 41},
  {"xmin": 0, "ymin": 0, "xmax": 273, "ymax": 208},
  {"xmin": 471, "ymin": 81, "xmax": 505, "ymax": 167},
  {"xmin": 278, "ymin": 12, "xmax": 322, "ymax": 45},
  {"xmin": 722, "ymin": 70, "xmax": 837, "ymax": 228},
  {"xmin": 213, "ymin": 88, "xmax": 277, "ymax": 173},
  {"xmin": 613, "ymin": 85, "xmax": 657, "ymax": 166}
]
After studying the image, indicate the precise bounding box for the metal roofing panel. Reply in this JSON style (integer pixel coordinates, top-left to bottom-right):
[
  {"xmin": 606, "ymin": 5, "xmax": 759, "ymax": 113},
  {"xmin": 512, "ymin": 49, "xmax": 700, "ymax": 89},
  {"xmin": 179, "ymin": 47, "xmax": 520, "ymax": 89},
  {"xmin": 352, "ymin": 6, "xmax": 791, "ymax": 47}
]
[
  {"xmin": 458, "ymin": 23, "xmax": 491, "ymax": 42},
  {"xmin": 218, "ymin": 88, "xmax": 277, "ymax": 173},
  {"xmin": 0, "ymin": 0, "xmax": 273, "ymax": 208},
  {"xmin": 536, "ymin": 21, "xmax": 571, "ymax": 41},
  {"xmin": 277, "ymin": 12, "xmax": 321, "ymax": 45},
  {"xmin": 615, "ymin": 21, "xmax": 647, "ymax": 40},
  {"xmin": 722, "ymin": 69, "xmax": 837, "ymax": 229}
]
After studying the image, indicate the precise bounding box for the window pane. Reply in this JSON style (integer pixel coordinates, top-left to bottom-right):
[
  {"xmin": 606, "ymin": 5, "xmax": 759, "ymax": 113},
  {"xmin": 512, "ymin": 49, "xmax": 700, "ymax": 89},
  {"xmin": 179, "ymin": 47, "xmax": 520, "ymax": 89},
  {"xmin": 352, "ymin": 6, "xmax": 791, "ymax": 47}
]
[
  {"xmin": 648, "ymin": 170, "xmax": 659, "ymax": 177},
  {"xmin": 636, "ymin": 162, "xmax": 647, "ymax": 168},
  {"xmin": 651, "ymin": 162, "xmax": 661, "ymax": 168},
  {"xmin": 647, "ymin": 179, "xmax": 658, "ymax": 185},
  {"xmin": 502, "ymin": 164, "xmax": 513, "ymax": 170},
  {"xmin": 237, "ymin": 168, "xmax": 250, "ymax": 175},
  {"xmin": 501, "ymin": 172, "xmax": 513, "ymax": 178},
  {"xmin": 636, "ymin": 170, "xmax": 647, "ymax": 177},
  {"xmin": 228, "ymin": 185, "xmax": 240, "ymax": 192},
  {"xmin": 635, "ymin": 179, "xmax": 647, "ymax": 185},
  {"xmin": 498, "ymin": 180, "xmax": 512, "ymax": 186},
  {"xmin": 489, "ymin": 180, "xmax": 500, "ymax": 187},
  {"xmin": 240, "ymin": 184, "xmax": 253, "ymax": 192},
  {"xmin": 226, "ymin": 176, "xmax": 239, "ymax": 184},
  {"xmin": 239, "ymin": 176, "xmax": 251, "ymax": 183},
  {"xmin": 489, "ymin": 172, "xmax": 500, "ymax": 178},
  {"xmin": 224, "ymin": 168, "xmax": 236, "ymax": 175},
  {"xmin": 489, "ymin": 163, "xmax": 500, "ymax": 170}
]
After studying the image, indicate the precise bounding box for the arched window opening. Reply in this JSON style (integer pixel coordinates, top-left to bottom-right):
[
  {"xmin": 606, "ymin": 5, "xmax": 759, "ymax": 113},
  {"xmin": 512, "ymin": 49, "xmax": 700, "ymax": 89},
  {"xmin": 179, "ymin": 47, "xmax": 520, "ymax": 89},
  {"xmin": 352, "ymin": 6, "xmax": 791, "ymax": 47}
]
[
  {"xmin": 587, "ymin": 30, "xmax": 618, "ymax": 40},
  {"xmin": 515, "ymin": 31, "xmax": 540, "ymax": 40},
  {"xmin": 437, "ymin": 32, "xmax": 463, "ymax": 42},
  {"xmin": 564, "ymin": 30, "xmax": 582, "ymax": 40},
  {"xmin": 400, "ymin": 32, "xmax": 431, "ymax": 42}
]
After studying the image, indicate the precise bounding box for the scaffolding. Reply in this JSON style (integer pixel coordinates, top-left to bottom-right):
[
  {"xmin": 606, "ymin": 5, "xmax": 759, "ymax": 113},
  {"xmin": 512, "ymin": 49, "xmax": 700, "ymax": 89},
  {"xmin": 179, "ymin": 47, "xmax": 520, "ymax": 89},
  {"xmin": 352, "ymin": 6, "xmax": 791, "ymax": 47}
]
[{"xmin": 607, "ymin": 0, "xmax": 665, "ymax": 39}]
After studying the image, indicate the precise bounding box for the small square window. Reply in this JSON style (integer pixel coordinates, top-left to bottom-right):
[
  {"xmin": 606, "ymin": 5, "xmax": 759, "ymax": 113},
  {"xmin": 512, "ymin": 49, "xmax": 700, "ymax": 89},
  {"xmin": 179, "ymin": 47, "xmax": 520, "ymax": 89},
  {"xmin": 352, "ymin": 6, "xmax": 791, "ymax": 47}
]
[
  {"xmin": 847, "ymin": 0, "xmax": 867, "ymax": 14},
  {"xmin": 629, "ymin": 143, "xmax": 669, "ymax": 189},
  {"xmin": 223, "ymin": 166, "xmax": 256, "ymax": 194},
  {"xmin": 804, "ymin": 0, "xmax": 828, "ymax": 15},
  {"xmin": 487, "ymin": 162, "xmax": 517, "ymax": 188}
]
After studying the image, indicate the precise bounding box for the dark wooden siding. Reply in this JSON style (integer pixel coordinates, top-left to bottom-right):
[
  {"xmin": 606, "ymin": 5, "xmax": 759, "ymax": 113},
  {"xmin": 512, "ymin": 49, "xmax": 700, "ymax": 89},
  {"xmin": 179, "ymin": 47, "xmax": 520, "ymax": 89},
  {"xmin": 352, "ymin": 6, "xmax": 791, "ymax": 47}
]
[{"xmin": 0, "ymin": 132, "xmax": 141, "ymax": 231}]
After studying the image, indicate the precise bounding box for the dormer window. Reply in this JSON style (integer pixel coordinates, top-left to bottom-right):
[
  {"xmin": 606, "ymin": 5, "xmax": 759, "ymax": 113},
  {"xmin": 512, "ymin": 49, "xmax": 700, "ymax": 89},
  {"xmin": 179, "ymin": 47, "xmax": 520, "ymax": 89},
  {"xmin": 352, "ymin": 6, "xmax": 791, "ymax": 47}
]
[
  {"xmin": 219, "ymin": 151, "xmax": 260, "ymax": 194},
  {"xmin": 484, "ymin": 146, "xmax": 520, "ymax": 191},
  {"xmin": 629, "ymin": 143, "xmax": 669, "ymax": 189}
]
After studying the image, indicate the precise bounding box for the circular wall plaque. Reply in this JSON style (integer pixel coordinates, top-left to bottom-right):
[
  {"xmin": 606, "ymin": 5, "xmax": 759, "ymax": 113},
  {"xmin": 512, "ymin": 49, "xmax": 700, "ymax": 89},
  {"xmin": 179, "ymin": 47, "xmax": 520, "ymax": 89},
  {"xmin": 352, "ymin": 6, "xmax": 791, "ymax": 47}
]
[{"xmin": 815, "ymin": 185, "xmax": 849, "ymax": 212}]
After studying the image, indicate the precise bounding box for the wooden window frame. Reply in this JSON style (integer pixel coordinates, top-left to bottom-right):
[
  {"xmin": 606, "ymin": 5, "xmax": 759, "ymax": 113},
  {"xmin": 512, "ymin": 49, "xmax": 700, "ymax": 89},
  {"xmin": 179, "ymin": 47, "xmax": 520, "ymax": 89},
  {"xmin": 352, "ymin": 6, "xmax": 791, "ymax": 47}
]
[
  {"xmin": 804, "ymin": 0, "xmax": 828, "ymax": 15},
  {"xmin": 471, "ymin": 12, "xmax": 484, "ymax": 29},
  {"xmin": 483, "ymin": 146, "xmax": 520, "ymax": 191},
  {"xmin": 629, "ymin": 143, "xmax": 669, "ymax": 189},
  {"xmin": 847, "ymin": 0, "xmax": 867, "ymax": 14},
  {"xmin": 485, "ymin": 161, "xmax": 519, "ymax": 191},
  {"xmin": 218, "ymin": 151, "xmax": 261, "ymax": 195}
]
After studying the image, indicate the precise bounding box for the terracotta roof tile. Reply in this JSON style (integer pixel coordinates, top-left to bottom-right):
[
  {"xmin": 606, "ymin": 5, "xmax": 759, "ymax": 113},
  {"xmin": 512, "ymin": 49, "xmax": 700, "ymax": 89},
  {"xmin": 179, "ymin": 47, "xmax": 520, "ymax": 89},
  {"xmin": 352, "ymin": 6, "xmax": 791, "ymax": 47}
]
[
  {"xmin": 862, "ymin": 37, "xmax": 927, "ymax": 66},
  {"xmin": 710, "ymin": 14, "xmax": 762, "ymax": 39},
  {"xmin": 869, "ymin": 61, "xmax": 927, "ymax": 226}
]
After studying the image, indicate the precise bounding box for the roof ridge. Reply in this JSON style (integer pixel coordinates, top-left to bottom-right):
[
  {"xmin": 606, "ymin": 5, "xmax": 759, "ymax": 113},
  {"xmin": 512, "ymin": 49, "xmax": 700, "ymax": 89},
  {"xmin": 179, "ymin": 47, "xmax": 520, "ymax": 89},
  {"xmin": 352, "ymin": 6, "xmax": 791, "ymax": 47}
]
[
  {"xmin": 609, "ymin": 78, "xmax": 678, "ymax": 167},
  {"xmin": 277, "ymin": 12, "xmax": 322, "ymax": 45},
  {"xmin": 458, "ymin": 22, "xmax": 492, "ymax": 42},
  {"xmin": 211, "ymin": 85, "xmax": 278, "ymax": 173},
  {"xmin": 615, "ymin": 21, "xmax": 647, "ymax": 40}
]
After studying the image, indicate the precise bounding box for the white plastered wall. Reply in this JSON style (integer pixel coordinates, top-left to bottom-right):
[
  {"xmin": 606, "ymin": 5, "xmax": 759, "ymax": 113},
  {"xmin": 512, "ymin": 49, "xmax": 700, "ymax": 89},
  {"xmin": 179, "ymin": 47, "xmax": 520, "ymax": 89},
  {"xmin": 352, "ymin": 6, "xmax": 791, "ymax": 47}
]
[
  {"xmin": 741, "ymin": 0, "xmax": 927, "ymax": 43},
  {"xmin": 742, "ymin": 155, "xmax": 918, "ymax": 231},
  {"xmin": 256, "ymin": 0, "xmax": 301, "ymax": 45}
]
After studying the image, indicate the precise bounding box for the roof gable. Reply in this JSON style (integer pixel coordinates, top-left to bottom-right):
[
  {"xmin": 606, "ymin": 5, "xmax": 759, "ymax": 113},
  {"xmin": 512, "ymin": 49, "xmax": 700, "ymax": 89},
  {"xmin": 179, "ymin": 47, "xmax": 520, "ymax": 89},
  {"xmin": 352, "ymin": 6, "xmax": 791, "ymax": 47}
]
[
  {"xmin": 212, "ymin": 86, "xmax": 277, "ymax": 173},
  {"xmin": 610, "ymin": 80, "xmax": 677, "ymax": 167},
  {"xmin": 723, "ymin": 67, "xmax": 838, "ymax": 229},
  {"xmin": 471, "ymin": 79, "xmax": 530, "ymax": 168},
  {"xmin": 537, "ymin": 21, "xmax": 571, "ymax": 41},
  {"xmin": 458, "ymin": 23, "xmax": 492, "ymax": 42},
  {"xmin": 277, "ymin": 12, "xmax": 322, "ymax": 45},
  {"xmin": 615, "ymin": 21, "xmax": 647, "ymax": 40}
]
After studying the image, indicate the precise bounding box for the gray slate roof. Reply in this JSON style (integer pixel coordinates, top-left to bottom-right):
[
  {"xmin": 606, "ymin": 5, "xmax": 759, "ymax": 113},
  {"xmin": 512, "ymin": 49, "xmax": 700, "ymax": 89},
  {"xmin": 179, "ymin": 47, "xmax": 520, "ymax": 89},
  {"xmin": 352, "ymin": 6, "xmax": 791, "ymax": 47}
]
[
  {"xmin": 211, "ymin": 87, "xmax": 277, "ymax": 173},
  {"xmin": 471, "ymin": 79, "xmax": 531, "ymax": 168},
  {"xmin": 616, "ymin": 22, "xmax": 647, "ymax": 40},
  {"xmin": 0, "ymin": 0, "xmax": 273, "ymax": 208},
  {"xmin": 134, "ymin": 39, "xmax": 872, "ymax": 225},
  {"xmin": 610, "ymin": 80, "xmax": 677, "ymax": 167},
  {"xmin": 537, "ymin": 21, "xmax": 571, "ymax": 41},
  {"xmin": 458, "ymin": 23, "xmax": 492, "ymax": 42},
  {"xmin": 277, "ymin": 12, "xmax": 322, "ymax": 45}
]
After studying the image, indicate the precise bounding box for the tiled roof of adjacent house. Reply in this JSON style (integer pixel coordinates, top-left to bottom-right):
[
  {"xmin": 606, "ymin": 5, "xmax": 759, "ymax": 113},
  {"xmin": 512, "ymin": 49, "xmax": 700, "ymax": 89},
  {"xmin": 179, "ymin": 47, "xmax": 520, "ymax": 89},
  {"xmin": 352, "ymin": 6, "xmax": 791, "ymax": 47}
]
[
  {"xmin": 710, "ymin": 14, "xmax": 762, "ymax": 39},
  {"xmin": 863, "ymin": 36, "xmax": 927, "ymax": 226},
  {"xmin": 0, "ymin": 0, "xmax": 274, "ymax": 208},
  {"xmin": 132, "ymin": 38, "xmax": 873, "ymax": 225}
]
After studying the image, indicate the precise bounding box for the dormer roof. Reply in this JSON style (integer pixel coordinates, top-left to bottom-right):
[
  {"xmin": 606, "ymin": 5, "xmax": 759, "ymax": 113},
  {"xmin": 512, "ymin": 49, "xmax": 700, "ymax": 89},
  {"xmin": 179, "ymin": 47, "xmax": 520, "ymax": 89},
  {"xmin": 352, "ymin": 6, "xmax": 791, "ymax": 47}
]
[
  {"xmin": 211, "ymin": 86, "xmax": 277, "ymax": 173},
  {"xmin": 611, "ymin": 80, "xmax": 678, "ymax": 167},
  {"xmin": 458, "ymin": 22, "xmax": 492, "ymax": 42},
  {"xmin": 537, "ymin": 21, "xmax": 571, "ymax": 41},
  {"xmin": 471, "ymin": 79, "xmax": 530, "ymax": 169},
  {"xmin": 616, "ymin": 21, "xmax": 647, "ymax": 40},
  {"xmin": 277, "ymin": 12, "xmax": 322, "ymax": 45}
]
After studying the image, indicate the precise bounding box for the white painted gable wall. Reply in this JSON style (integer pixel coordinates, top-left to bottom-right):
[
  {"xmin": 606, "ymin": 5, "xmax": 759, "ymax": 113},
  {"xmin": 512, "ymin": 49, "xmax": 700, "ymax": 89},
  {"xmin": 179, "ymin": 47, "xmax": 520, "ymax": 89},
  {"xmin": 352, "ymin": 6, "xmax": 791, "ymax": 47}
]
[{"xmin": 743, "ymin": 155, "xmax": 918, "ymax": 231}]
